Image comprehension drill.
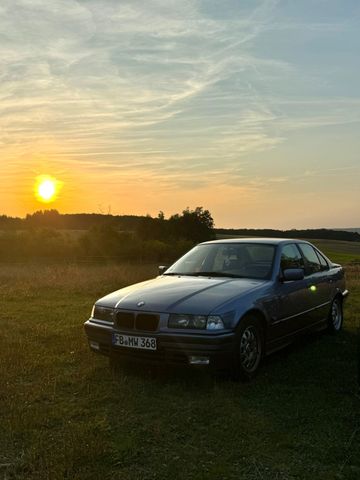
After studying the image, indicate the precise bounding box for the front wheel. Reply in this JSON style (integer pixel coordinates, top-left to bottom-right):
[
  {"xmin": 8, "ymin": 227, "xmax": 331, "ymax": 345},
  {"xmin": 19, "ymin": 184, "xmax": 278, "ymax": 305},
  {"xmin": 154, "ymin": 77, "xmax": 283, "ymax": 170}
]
[
  {"xmin": 232, "ymin": 316, "xmax": 264, "ymax": 381},
  {"xmin": 328, "ymin": 297, "xmax": 343, "ymax": 333}
]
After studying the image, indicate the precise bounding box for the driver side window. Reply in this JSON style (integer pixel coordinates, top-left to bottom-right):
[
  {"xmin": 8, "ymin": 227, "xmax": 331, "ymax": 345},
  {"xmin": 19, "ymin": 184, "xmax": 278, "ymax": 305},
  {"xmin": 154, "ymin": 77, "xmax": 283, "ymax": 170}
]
[{"xmin": 280, "ymin": 244, "xmax": 304, "ymax": 271}]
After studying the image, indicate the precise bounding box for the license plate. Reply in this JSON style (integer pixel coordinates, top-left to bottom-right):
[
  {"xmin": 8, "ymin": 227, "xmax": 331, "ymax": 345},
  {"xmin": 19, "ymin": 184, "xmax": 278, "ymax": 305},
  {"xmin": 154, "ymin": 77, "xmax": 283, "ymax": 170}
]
[{"xmin": 112, "ymin": 333, "xmax": 157, "ymax": 351}]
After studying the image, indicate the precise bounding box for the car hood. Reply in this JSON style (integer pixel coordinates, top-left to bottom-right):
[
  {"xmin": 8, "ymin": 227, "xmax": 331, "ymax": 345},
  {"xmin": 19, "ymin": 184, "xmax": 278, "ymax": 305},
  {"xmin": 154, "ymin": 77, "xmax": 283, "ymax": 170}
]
[{"xmin": 96, "ymin": 275, "xmax": 267, "ymax": 315}]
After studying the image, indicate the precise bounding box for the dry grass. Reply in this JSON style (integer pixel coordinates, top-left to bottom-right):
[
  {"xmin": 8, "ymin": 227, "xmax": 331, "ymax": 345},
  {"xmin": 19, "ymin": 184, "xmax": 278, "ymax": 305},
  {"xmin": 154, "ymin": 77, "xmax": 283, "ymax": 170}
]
[
  {"xmin": 0, "ymin": 263, "xmax": 156, "ymax": 294},
  {"xmin": 0, "ymin": 263, "xmax": 359, "ymax": 480}
]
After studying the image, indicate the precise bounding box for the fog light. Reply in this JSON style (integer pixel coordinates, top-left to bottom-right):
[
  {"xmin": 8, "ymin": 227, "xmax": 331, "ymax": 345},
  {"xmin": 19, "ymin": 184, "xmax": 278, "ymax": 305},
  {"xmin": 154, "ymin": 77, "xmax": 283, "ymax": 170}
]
[
  {"xmin": 89, "ymin": 341, "xmax": 100, "ymax": 351},
  {"xmin": 188, "ymin": 355, "xmax": 210, "ymax": 365}
]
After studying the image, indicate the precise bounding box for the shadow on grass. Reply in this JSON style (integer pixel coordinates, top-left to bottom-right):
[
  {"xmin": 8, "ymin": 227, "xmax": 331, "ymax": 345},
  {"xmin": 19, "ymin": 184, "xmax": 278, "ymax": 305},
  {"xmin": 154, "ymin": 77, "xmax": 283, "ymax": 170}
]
[
  {"xmin": 109, "ymin": 357, "xmax": 216, "ymax": 390},
  {"xmin": 261, "ymin": 328, "xmax": 359, "ymax": 395},
  {"xmin": 104, "ymin": 330, "xmax": 359, "ymax": 404},
  {"xmin": 107, "ymin": 327, "xmax": 359, "ymax": 394},
  {"xmin": 74, "ymin": 328, "xmax": 360, "ymax": 480}
]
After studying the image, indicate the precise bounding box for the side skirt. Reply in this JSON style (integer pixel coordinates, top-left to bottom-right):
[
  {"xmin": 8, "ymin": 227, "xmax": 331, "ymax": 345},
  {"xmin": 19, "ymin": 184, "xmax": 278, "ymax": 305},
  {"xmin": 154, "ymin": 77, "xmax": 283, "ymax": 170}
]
[{"xmin": 265, "ymin": 318, "xmax": 328, "ymax": 355}]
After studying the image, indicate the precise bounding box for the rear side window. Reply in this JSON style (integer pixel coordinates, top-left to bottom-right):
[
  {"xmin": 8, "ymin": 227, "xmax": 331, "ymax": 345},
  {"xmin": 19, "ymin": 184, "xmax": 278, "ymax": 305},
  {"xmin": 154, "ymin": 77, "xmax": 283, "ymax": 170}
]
[
  {"xmin": 315, "ymin": 250, "xmax": 329, "ymax": 270},
  {"xmin": 298, "ymin": 244, "xmax": 322, "ymax": 275},
  {"xmin": 280, "ymin": 244, "xmax": 304, "ymax": 271}
]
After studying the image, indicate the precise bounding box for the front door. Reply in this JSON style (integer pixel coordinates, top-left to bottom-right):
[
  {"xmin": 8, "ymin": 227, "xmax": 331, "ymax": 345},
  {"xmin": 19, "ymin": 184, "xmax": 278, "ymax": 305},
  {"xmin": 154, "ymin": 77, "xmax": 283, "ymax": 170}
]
[{"xmin": 270, "ymin": 244, "xmax": 313, "ymax": 341}]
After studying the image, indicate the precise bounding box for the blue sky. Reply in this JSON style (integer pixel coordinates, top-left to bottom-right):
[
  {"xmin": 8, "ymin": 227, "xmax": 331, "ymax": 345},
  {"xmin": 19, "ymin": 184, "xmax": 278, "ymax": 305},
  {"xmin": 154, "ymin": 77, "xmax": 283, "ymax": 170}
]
[{"xmin": 1, "ymin": 0, "xmax": 359, "ymax": 228}]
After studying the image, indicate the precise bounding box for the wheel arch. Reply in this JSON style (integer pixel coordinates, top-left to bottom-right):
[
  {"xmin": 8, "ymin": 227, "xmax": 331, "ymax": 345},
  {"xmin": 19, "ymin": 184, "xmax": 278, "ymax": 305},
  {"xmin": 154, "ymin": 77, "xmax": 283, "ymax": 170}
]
[
  {"xmin": 328, "ymin": 292, "xmax": 344, "ymax": 333},
  {"xmin": 232, "ymin": 308, "xmax": 267, "ymax": 380},
  {"xmin": 238, "ymin": 308, "xmax": 268, "ymax": 341},
  {"xmin": 332, "ymin": 290, "xmax": 344, "ymax": 305},
  {"xmin": 330, "ymin": 291, "xmax": 344, "ymax": 318}
]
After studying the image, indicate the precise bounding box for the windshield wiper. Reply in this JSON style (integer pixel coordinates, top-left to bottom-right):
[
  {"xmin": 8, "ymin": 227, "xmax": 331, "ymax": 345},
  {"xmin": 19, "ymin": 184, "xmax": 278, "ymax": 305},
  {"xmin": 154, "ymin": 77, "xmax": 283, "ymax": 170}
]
[
  {"xmin": 163, "ymin": 272, "xmax": 192, "ymax": 276},
  {"xmin": 163, "ymin": 271, "xmax": 244, "ymax": 278}
]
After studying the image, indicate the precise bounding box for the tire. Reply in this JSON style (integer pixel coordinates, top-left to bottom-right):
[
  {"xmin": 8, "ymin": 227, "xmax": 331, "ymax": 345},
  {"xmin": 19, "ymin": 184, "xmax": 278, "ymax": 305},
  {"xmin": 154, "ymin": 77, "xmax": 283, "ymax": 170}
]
[
  {"xmin": 327, "ymin": 296, "xmax": 343, "ymax": 333},
  {"xmin": 232, "ymin": 315, "xmax": 264, "ymax": 381}
]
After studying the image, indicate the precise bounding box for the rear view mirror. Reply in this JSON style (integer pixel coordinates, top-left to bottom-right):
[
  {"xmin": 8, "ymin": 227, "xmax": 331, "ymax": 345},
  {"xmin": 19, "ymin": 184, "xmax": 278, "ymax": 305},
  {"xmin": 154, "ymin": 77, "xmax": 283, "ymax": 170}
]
[
  {"xmin": 158, "ymin": 265, "xmax": 169, "ymax": 275},
  {"xmin": 282, "ymin": 268, "xmax": 305, "ymax": 282}
]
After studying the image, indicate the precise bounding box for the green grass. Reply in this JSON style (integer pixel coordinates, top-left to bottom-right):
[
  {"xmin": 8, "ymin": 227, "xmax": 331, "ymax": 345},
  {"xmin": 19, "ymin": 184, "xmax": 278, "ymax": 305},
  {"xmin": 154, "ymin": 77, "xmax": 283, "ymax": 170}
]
[
  {"xmin": 310, "ymin": 240, "xmax": 360, "ymax": 265},
  {"xmin": 0, "ymin": 263, "xmax": 359, "ymax": 480}
]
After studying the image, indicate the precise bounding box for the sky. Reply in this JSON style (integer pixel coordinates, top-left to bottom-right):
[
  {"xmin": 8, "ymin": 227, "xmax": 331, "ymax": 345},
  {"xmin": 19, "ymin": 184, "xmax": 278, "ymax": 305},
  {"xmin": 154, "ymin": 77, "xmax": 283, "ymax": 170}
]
[{"xmin": 1, "ymin": 0, "xmax": 359, "ymax": 228}]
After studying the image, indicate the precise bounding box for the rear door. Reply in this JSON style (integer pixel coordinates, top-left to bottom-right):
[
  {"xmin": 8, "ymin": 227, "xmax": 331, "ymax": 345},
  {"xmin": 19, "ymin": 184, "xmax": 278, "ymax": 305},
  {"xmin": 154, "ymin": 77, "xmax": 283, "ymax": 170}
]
[{"xmin": 297, "ymin": 243, "xmax": 332, "ymax": 324}]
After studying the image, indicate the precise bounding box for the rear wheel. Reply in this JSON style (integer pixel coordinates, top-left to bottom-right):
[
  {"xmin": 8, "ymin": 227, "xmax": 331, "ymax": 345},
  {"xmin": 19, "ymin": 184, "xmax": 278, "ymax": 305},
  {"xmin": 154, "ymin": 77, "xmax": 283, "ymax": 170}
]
[
  {"xmin": 232, "ymin": 316, "xmax": 264, "ymax": 381},
  {"xmin": 328, "ymin": 297, "xmax": 343, "ymax": 333}
]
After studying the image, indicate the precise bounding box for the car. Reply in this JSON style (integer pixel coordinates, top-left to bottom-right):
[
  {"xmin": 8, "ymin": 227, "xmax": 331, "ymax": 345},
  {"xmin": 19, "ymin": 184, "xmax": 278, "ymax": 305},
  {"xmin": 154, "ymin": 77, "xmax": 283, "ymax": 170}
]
[{"xmin": 84, "ymin": 238, "xmax": 349, "ymax": 379}]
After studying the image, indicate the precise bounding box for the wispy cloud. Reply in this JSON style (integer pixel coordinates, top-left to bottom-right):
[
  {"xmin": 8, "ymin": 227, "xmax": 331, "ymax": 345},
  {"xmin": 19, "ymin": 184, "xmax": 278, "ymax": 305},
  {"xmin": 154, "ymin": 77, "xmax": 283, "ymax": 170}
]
[{"xmin": 0, "ymin": 1, "xmax": 284, "ymax": 153}]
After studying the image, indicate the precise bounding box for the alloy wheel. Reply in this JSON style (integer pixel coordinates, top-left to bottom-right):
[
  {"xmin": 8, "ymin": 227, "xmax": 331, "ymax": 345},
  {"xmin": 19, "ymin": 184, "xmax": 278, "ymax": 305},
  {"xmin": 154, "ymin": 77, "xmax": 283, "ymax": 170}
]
[
  {"xmin": 331, "ymin": 299, "xmax": 343, "ymax": 331},
  {"xmin": 239, "ymin": 326, "xmax": 261, "ymax": 373}
]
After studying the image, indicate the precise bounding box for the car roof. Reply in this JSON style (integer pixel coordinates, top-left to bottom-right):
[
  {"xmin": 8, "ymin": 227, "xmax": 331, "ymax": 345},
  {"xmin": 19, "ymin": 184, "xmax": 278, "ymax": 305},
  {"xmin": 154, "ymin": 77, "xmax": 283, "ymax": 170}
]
[{"xmin": 201, "ymin": 237, "xmax": 310, "ymax": 246}]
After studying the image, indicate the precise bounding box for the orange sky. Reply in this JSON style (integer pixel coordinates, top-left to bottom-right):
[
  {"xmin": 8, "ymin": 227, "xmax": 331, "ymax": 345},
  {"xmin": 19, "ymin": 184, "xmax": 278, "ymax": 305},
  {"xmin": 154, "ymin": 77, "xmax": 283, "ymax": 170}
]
[{"xmin": 1, "ymin": 1, "xmax": 360, "ymax": 229}]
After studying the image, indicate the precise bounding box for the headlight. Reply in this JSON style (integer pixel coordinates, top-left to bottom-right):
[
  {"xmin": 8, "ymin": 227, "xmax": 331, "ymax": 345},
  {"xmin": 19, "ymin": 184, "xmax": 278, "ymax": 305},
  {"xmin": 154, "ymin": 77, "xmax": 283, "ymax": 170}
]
[
  {"xmin": 92, "ymin": 305, "xmax": 115, "ymax": 322},
  {"xmin": 168, "ymin": 314, "xmax": 207, "ymax": 329},
  {"xmin": 168, "ymin": 314, "xmax": 224, "ymax": 330},
  {"xmin": 206, "ymin": 315, "xmax": 224, "ymax": 330}
]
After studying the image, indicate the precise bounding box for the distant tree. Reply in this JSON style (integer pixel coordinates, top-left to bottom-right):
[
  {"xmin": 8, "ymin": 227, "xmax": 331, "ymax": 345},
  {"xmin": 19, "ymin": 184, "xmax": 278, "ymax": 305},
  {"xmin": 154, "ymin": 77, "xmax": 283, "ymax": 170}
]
[
  {"xmin": 79, "ymin": 224, "xmax": 124, "ymax": 258},
  {"xmin": 168, "ymin": 207, "xmax": 215, "ymax": 243},
  {"xmin": 0, "ymin": 215, "xmax": 22, "ymax": 230},
  {"xmin": 25, "ymin": 209, "xmax": 62, "ymax": 228},
  {"xmin": 136, "ymin": 207, "xmax": 215, "ymax": 243}
]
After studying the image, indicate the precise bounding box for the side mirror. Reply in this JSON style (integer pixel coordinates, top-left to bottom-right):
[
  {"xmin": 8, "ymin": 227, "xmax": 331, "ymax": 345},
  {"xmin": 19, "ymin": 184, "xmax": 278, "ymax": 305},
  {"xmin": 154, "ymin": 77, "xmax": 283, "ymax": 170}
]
[
  {"xmin": 158, "ymin": 265, "xmax": 169, "ymax": 275},
  {"xmin": 282, "ymin": 268, "xmax": 305, "ymax": 282}
]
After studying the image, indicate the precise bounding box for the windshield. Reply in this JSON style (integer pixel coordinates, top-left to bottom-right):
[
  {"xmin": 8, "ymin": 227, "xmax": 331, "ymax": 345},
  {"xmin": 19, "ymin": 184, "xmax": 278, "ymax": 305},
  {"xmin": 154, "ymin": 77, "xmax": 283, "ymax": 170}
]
[{"xmin": 164, "ymin": 243, "xmax": 276, "ymax": 280}]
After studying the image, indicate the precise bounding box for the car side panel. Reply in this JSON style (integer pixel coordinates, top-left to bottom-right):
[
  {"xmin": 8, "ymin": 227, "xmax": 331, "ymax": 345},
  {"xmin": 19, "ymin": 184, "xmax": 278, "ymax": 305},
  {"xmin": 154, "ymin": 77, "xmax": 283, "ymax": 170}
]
[
  {"xmin": 268, "ymin": 278, "xmax": 315, "ymax": 341},
  {"xmin": 304, "ymin": 270, "xmax": 333, "ymax": 323}
]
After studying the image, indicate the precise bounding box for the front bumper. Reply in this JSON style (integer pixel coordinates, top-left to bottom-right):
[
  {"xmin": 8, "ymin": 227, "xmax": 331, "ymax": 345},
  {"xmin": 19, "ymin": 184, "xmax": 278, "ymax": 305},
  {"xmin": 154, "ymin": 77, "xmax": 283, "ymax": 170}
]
[{"xmin": 84, "ymin": 319, "xmax": 236, "ymax": 369}]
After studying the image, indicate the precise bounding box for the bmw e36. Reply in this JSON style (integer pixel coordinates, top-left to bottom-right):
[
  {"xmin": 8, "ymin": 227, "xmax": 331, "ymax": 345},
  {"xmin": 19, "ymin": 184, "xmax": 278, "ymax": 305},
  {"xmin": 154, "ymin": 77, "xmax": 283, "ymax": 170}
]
[{"xmin": 84, "ymin": 238, "xmax": 348, "ymax": 379}]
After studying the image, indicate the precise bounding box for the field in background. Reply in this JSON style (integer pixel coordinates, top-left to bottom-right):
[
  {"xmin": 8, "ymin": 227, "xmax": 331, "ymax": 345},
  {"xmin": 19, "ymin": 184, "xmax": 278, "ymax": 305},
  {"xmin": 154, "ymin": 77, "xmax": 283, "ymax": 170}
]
[
  {"xmin": 0, "ymin": 259, "xmax": 359, "ymax": 479},
  {"xmin": 311, "ymin": 239, "xmax": 360, "ymax": 265}
]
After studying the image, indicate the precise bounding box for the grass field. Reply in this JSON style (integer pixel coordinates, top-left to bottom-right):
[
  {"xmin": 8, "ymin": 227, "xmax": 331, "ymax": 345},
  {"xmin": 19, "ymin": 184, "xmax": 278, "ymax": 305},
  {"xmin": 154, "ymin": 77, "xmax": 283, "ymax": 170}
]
[
  {"xmin": 1, "ymin": 262, "xmax": 359, "ymax": 480},
  {"xmin": 310, "ymin": 240, "xmax": 360, "ymax": 265}
]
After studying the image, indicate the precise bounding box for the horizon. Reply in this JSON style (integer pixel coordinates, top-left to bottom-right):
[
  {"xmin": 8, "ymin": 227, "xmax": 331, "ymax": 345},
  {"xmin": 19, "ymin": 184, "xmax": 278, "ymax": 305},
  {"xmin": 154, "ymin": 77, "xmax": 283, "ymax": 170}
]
[
  {"xmin": 0, "ymin": 208, "xmax": 359, "ymax": 232},
  {"xmin": 1, "ymin": 1, "xmax": 359, "ymax": 228}
]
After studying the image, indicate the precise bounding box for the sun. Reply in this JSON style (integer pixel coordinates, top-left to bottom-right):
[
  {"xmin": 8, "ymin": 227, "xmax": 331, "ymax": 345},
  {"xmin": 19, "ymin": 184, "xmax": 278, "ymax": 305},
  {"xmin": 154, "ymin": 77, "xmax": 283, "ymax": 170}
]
[{"xmin": 35, "ymin": 175, "xmax": 61, "ymax": 203}]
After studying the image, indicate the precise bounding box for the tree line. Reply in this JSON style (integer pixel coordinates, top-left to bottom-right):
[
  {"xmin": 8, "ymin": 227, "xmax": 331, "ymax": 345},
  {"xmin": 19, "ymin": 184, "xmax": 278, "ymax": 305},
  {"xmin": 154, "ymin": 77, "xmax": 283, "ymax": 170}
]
[
  {"xmin": 216, "ymin": 228, "xmax": 360, "ymax": 243},
  {"xmin": 0, "ymin": 207, "xmax": 214, "ymax": 242},
  {"xmin": 0, "ymin": 208, "xmax": 359, "ymax": 263},
  {"xmin": 0, "ymin": 207, "xmax": 215, "ymax": 263}
]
